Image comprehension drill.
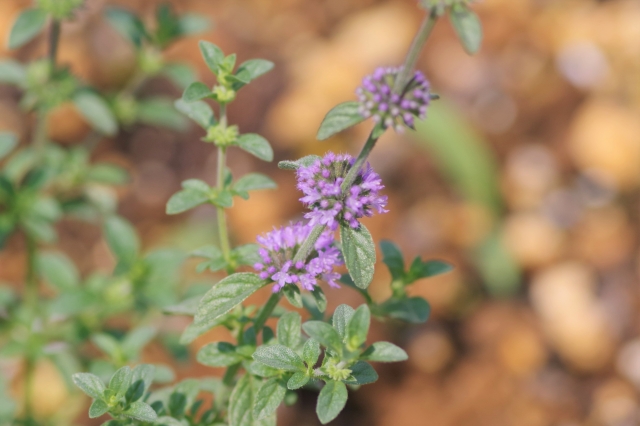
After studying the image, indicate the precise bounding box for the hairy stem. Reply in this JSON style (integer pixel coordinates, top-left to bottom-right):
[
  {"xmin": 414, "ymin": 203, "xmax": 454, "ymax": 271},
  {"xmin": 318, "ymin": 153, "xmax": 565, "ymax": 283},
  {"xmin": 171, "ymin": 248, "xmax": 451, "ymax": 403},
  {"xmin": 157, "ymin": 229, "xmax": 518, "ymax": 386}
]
[
  {"xmin": 340, "ymin": 127, "xmax": 381, "ymax": 193},
  {"xmin": 253, "ymin": 292, "xmax": 282, "ymax": 335},
  {"xmin": 216, "ymin": 104, "xmax": 232, "ymax": 264},
  {"xmin": 392, "ymin": 11, "xmax": 438, "ymax": 93}
]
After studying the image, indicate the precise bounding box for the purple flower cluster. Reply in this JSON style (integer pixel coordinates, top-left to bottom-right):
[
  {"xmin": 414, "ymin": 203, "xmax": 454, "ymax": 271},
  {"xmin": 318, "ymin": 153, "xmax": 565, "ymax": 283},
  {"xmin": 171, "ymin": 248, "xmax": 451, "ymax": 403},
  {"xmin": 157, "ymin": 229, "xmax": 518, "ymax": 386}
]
[
  {"xmin": 254, "ymin": 222, "xmax": 342, "ymax": 292},
  {"xmin": 356, "ymin": 66, "xmax": 431, "ymax": 131},
  {"xmin": 296, "ymin": 152, "xmax": 388, "ymax": 230}
]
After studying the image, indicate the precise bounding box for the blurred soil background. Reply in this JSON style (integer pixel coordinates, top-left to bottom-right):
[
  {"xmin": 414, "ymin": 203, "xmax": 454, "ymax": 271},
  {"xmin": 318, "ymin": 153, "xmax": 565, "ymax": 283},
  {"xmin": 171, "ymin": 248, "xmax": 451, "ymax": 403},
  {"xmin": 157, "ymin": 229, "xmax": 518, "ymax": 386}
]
[{"xmin": 3, "ymin": 0, "xmax": 640, "ymax": 425}]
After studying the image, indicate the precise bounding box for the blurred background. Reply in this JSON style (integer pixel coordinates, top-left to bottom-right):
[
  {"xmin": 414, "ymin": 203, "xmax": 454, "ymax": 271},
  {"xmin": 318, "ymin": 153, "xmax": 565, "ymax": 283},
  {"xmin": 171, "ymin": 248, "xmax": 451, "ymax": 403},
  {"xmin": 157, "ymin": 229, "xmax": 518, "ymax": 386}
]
[{"xmin": 2, "ymin": 0, "xmax": 640, "ymax": 425}]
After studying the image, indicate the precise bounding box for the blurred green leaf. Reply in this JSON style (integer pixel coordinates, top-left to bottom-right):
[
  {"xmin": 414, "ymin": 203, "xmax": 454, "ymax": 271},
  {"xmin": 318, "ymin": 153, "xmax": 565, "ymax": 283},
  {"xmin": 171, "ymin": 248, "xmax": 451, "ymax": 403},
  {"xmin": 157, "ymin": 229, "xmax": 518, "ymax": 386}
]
[
  {"xmin": 197, "ymin": 342, "xmax": 245, "ymax": 367},
  {"xmin": 7, "ymin": 9, "xmax": 47, "ymax": 49},
  {"xmin": 137, "ymin": 98, "xmax": 188, "ymax": 131},
  {"xmin": 73, "ymin": 91, "xmax": 118, "ymax": 136},
  {"xmin": 0, "ymin": 60, "xmax": 26, "ymax": 88},
  {"xmin": 103, "ymin": 216, "xmax": 140, "ymax": 267},
  {"xmin": 175, "ymin": 99, "xmax": 215, "ymax": 129},
  {"xmin": 0, "ymin": 133, "xmax": 17, "ymax": 160},
  {"xmin": 105, "ymin": 7, "xmax": 147, "ymax": 48},
  {"xmin": 166, "ymin": 179, "xmax": 211, "ymax": 215},
  {"xmin": 378, "ymin": 297, "xmax": 430, "ymax": 323},
  {"xmin": 199, "ymin": 41, "xmax": 224, "ymax": 74},
  {"xmin": 449, "ymin": 5, "xmax": 483, "ymax": 55},
  {"xmin": 235, "ymin": 134, "xmax": 273, "ymax": 162},
  {"xmin": 37, "ymin": 251, "xmax": 79, "ymax": 290},
  {"xmin": 183, "ymin": 81, "xmax": 211, "ymax": 102}
]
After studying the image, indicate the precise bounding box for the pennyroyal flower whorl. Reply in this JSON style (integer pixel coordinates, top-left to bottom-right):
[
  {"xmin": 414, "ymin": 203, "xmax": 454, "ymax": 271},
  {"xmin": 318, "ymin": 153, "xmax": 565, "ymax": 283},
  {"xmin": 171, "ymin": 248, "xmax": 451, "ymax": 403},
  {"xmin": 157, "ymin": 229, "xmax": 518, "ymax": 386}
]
[
  {"xmin": 357, "ymin": 66, "xmax": 431, "ymax": 131},
  {"xmin": 296, "ymin": 152, "xmax": 388, "ymax": 230},
  {"xmin": 254, "ymin": 222, "xmax": 342, "ymax": 292}
]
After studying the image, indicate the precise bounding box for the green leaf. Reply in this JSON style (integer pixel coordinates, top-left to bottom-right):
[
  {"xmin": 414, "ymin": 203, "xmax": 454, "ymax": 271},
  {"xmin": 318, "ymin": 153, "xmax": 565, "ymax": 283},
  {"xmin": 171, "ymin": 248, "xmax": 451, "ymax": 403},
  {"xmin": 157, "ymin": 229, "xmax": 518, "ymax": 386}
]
[
  {"xmin": 105, "ymin": 7, "xmax": 147, "ymax": 47},
  {"xmin": 340, "ymin": 224, "xmax": 375, "ymax": 289},
  {"xmin": 278, "ymin": 155, "xmax": 321, "ymax": 171},
  {"xmin": 193, "ymin": 273, "xmax": 265, "ymax": 334},
  {"xmin": 103, "ymin": 216, "xmax": 139, "ymax": 266},
  {"xmin": 109, "ymin": 366, "xmax": 132, "ymax": 400},
  {"xmin": 166, "ymin": 179, "xmax": 211, "ymax": 214},
  {"xmin": 0, "ymin": 60, "xmax": 26, "ymax": 87},
  {"xmin": 122, "ymin": 327, "xmax": 156, "ymax": 359},
  {"xmin": 231, "ymin": 244, "xmax": 261, "ymax": 266},
  {"xmin": 73, "ymin": 91, "xmax": 118, "ymax": 136},
  {"xmin": 361, "ymin": 342, "xmax": 407, "ymax": 362},
  {"xmin": 92, "ymin": 333, "xmax": 121, "ymax": 360},
  {"xmin": 123, "ymin": 401, "xmax": 158, "ymax": 422},
  {"xmin": 287, "ymin": 372, "xmax": 309, "ymax": 390},
  {"xmin": 87, "ymin": 164, "xmax": 129, "ymax": 185},
  {"xmin": 163, "ymin": 62, "xmax": 197, "ymax": 90},
  {"xmin": 137, "ymin": 98, "xmax": 188, "ymax": 131},
  {"xmin": 332, "ymin": 304, "xmax": 355, "ymax": 339},
  {"xmin": 88, "ymin": 399, "xmax": 109, "ymax": 418},
  {"xmin": 405, "ymin": 258, "xmax": 453, "ymax": 284},
  {"xmin": 380, "ymin": 240, "xmax": 404, "ymax": 281},
  {"xmin": 247, "ymin": 361, "xmax": 280, "ymax": 378},
  {"xmin": 7, "ymin": 9, "xmax": 47, "ymax": 49},
  {"xmin": 212, "ymin": 189, "xmax": 233, "ymax": 208},
  {"xmin": 449, "ymin": 6, "xmax": 483, "ymax": 55},
  {"xmin": 316, "ymin": 380, "xmax": 348, "ymax": 424},
  {"xmin": 253, "ymin": 344, "xmax": 305, "ymax": 372},
  {"xmin": 130, "ymin": 364, "xmax": 155, "ymax": 397},
  {"xmin": 183, "ymin": 81, "xmax": 211, "ymax": 102},
  {"xmin": 345, "ymin": 361, "xmax": 378, "ymax": 385},
  {"xmin": 283, "ymin": 284, "xmax": 302, "ymax": 308},
  {"xmin": 302, "ymin": 322, "xmax": 342, "ymax": 354},
  {"xmin": 310, "ymin": 287, "xmax": 327, "ymax": 313},
  {"xmin": 192, "ymin": 244, "xmax": 226, "ymax": 272},
  {"xmin": 178, "ymin": 14, "xmax": 211, "ymax": 35},
  {"xmin": 378, "ymin": 297, "xmax": 430, "ymax": 323},
  {"xmin": 277, "ymin": 312, "xmax": 301, "ymax": 349},
  {"xmin": 175, "ymin": 99, "xmax": 215, "ymax": 129},
  {"xmin": 345, "ymin": 305, "xmax": 370, "ymax": 351},
  {"xmin": 316, "ymin": 101, "xmax": 365, "ymax": 141},
  {"xmin": 199, "ymin": 41, "xmax": 225, "ymax": 74},
  {"xmin": 253, "ymin": 378, "xmax": 286, "ymax": 420},
  {"xmin": 302, "ymin": 339, "xmax": 321, "ymax": 366},
  {"xmin": 72, "ymin": 372, "xmax": 106, "ymax": 400},
  {"xmin": 233, "ymin": 173, "xmax": 276, "ymax": 199},
  {"xmin": 235, "ymin": 134, "xmax": 273, "ymax": 162},
  {"xmin": 37, "ymin": 251, "xmax": 80, "ymax": 290},
  {"xmin": 229, "ymin": 374, "xmax": 276, "ymax": 426},
  {"xmin": 197, "ymin": 342, "xmax": 245, "ymax": 367},
  {"xmin": 233, "ymin": 59, "xmax": 274, "ymax": 89}
]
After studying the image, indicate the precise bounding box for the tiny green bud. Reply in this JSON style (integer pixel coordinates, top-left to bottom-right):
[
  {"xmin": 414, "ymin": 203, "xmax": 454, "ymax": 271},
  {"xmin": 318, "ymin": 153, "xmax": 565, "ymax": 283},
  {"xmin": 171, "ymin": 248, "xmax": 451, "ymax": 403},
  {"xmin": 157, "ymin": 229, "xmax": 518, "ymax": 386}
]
[
  {"xmin": 212, "ymin": 85, "xmax": 236, "ymax": 104},
  {"xmin": 138, "ymin": 48, "xmax": 164, "ymax": 76},
  {"xmin": 205, "ymin": 124, "xmax": 239, "ymax": 146},
  {"xmin": 113, "ymin": 94, "xmax": 138, "ymax": 126},
  {"xmin": 324, "ymin": 359, "xmax": 352, "ymax": 382}
]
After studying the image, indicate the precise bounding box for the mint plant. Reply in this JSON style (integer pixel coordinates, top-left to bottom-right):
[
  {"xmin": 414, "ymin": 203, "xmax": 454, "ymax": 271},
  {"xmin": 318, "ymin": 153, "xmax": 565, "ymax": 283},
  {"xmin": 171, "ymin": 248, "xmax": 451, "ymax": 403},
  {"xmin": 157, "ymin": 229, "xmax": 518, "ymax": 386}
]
[{"xmin": 1, "ymin": 0, "xmax": 483, "ymax": 425}]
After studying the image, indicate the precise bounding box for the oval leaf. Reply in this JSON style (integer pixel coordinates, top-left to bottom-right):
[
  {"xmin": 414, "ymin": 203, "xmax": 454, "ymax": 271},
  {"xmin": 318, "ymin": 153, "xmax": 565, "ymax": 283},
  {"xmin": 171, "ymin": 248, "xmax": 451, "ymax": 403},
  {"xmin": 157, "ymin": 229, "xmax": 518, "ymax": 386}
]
[
  {"xmin": 449, "ymin": 6, "xmax": 483, "ymax": 55},
  {"xmin": 253, "ymin": 378, "xmax": 286, "ymax": 420},
  {"xmin": 175, "ymin": 99, "xmax": 215, "ymax": 129},
  {"xmin": 253, "ymin": 344, "xmax": 305, "ymax": 372},
  {"xmin": 340, "ymin": 224, "xmax": 375, "ymax": 289},
  {"xmin": 8, "ymin": 9, "xmax": 47, "ymax": 49},
  {"xmin": 316, "ymin": 380, "xmax": 348, "ymax": 424},
  {"xmin": 73, "ymin": 91, "xmax": 118, "ymax": 136},
  {"xmin": 236, "ymin": 134, "xmax": 273, "ymax": 162},
  {"xmin": 316, "ymin": 101, "xmax": 365, "ymax": 141}
]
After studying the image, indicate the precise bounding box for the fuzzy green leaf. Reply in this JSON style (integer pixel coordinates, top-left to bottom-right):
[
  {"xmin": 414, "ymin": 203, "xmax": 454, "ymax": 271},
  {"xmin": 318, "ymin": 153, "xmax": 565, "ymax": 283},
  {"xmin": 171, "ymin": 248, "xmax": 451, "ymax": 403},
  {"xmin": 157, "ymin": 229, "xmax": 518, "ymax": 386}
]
[
  {"xmin": 72, "ymin": 372, "xmax": 106, "ymax": 400},
  {"xmin": 192, "ymin": 273, "xmax": 265, "ymax": 335},
  {"xmin": 316, "ymin": 380, "xmax": 348, "ymax": 424},
  {"xmin": 345, "ymin": 305, "xmax": 370, "ymax": 351},
  {"xmin": 277, "ymin": 312, "xmax": 301, "ymax": 349},
  {"xmin": 8, "ymin": 9, "xmax": 47, "ymax": 49},
  {"xmin": 316, "ymin": 101, "xmax": 365, "ymax": 141},
  {"xmin": 109, "ymin": 366, "xmax": 132, "ymax": 400},
  {"xmin": 233, "ymin": 59, "xmax": 274, "ymax": 90},
  {"xmin": 166, "ymin": 179, "xmax": 211, "ymax": 214},
  {"xmin": 228, "ymin": 374, "xmax": 276, "ymax": 426},
  {"xmin": 233, "ymin": 173, "xmax": 276, "ymax": 198},
  {"xmin": 302, "ymin": 321, "xmax": 342, "ymax": 354},
  {"xmin": 253, "ymin": 378, "xmax": 286, "ymax": 420},
  {"xmin": 253, "ymin": 344, "xmax": 305, "ymax": 372},
  {"xmin": 183, "ymin": 81, "xmax": 211, "ymax": 102},
  {"xmin": 199, "ymin": 41, "xmax": 224, "ymax": 74},
  {"xmin": 122, "ymin": 401, "xmax": 158, "ymax": 422},
  {"xmin": 175, "ymin": 99, "xmax": 216, "ymax": 129},
  {"xmin": 278, "ymin": 155, "xmax": 321, "ymax": 171},
  {"xmin": 378, "ymin": 297, "xmax": 430, "ymax": 323},
  {"xmin": 332, "ymin": 304, "xmax": 355, "ymax": 339},
  {"xmin": 302, "ymin": 339, "xmax": 321, "ymax": 366},
  {"xmin": 287, "ymin": 372, "xmax": 309, "ymax": 390},
  {"xmin": 345, "ymin": 361, "xmax": 378, "ymax": 385},
  {"xmin": 380, "ymin": 240, "xmax": 404, "ymax": 281},
  {"xmin": 340, "ymin": 224, "xmax": 375, "ymax": 289},
  {"xmin": 405, "ymin": 258, "xmax": 453, "ymax": 284},
  {"xmin": 236, "ymin": 134, "xmax": 273, "ymax": 162},
  {"xmin": 88, "ymin": 399, "xmax": 109, "ymax": 418},
  {"xmin": 361, "ymin": 341, "xmax": 408, "ymax": 362},
  {"xmin": 197, "ymin": 342, "xmax": 245, "ymax": 367}
]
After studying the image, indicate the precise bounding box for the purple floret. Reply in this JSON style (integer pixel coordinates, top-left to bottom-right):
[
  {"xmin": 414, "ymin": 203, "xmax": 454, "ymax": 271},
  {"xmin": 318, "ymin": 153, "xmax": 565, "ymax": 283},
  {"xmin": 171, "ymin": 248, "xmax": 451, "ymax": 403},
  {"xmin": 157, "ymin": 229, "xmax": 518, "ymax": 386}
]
[
  {"xmin": 296, "ymin": 152, "xmax": 388, "ymax": 230},
  {"xmin": 356, "ymin": 66, "xmax": 431, "ymax": 132},
  {"xmin": 254, "ymin": 222, "xmax": 343, "ymax": 292}
]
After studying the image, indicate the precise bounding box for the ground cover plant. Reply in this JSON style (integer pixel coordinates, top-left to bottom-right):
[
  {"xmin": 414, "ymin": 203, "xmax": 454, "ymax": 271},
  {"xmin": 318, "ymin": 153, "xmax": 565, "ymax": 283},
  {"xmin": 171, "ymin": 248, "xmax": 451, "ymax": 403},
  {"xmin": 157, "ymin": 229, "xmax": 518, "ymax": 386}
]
[{"xmin": 0, "ymin": 1, "xmax": 481, "ymax": 425}]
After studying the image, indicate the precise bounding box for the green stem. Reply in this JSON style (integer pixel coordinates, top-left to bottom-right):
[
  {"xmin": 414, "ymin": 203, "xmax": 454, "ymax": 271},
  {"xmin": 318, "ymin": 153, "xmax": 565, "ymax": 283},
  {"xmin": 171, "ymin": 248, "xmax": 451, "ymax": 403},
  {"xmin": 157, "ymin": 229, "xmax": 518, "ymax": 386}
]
[
  {"xmin": 392, "ymin": 11, "xmax": 438, "ymax": 94},
  {"xmin": 292, "ymin": 224, "xmax": 325, "ymax": 264},
  {"xmin": 48, "ymin": 19, "xmax": 61, "ymax": 68},
  {"xmin": 33, "ymin": 109, "xmax": 48, "ymax": 158},
  {"xmin": 216, "ymin": 104, "xmax": 232, "ymax": 264},
  {"xmin": 340, "ymin": 126, "xmax": 381, "ymax": 193},
  {"xmin": 253, "ymin": 292, "xmax": 282, "ymax": 335},
  {"xmin": 23, "ymin": 236, "xmax": 38, "ymax": 421}
]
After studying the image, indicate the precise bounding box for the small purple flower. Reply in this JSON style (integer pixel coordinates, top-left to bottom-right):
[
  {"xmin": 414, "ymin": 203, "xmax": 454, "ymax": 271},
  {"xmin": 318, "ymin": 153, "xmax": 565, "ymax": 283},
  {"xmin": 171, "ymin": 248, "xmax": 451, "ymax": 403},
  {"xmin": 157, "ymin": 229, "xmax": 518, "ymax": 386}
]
[
  {"xmin": 356, "ymin": 66, "xmax": 431, "ymax": 132},
  {"xmin": 254, "ymin": 222, "xmax": 342, "ymax": 292},
  {"xmin": 296, "ymin": 152, "xmax": 388, "ymax": 230}
]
